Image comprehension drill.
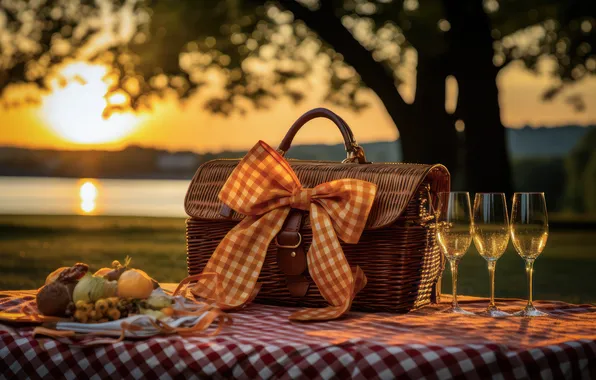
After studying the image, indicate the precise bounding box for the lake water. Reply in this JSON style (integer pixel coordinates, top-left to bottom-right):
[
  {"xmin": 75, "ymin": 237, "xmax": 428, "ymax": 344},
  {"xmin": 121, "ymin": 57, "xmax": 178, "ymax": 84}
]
[{"xmin": 0, "ymin": 177, "xmax": 191, "ymax": 217}]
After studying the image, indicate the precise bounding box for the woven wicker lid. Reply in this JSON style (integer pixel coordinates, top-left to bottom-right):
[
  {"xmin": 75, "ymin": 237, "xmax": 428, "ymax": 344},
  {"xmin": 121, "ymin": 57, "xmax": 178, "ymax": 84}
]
[{"xmin": 185, "ymin": 159, "xmax": 449, "ymax": 230}]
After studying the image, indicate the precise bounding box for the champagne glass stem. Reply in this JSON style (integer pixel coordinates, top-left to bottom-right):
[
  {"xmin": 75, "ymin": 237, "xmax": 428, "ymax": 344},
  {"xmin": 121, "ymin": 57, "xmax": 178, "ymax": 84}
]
[
  {"xmin": 487, "ymin": 260, "xmax": 496, "ymax": 308},
  {"xmin": 449, "ymin": 259, "xmax": 459, "ymax": 309},
  {"xmin": 525, "ymin": 259, "xmax": 535, "ymax": 308}
]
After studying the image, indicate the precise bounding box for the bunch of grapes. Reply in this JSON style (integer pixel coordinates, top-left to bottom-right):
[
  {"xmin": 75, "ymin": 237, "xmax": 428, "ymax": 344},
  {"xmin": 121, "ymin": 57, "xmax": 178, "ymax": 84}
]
[
  {"xmin": 116, "ymin": 298, "xmax": 139, "ymax": 318},
  {"xmin": 71, "ymin": 297, "xmax": 130, "ymax": 323}
]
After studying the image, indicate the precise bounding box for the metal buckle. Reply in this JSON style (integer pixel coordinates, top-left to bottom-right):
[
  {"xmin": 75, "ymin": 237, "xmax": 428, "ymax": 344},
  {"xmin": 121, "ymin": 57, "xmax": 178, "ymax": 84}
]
[
  {"xmin": 274, "ymin": 232, "xmax": 302, "ymax": 249},
  {"xmin": 342, "ymin": 151, "xmax": 357, "ymax": 163},
  {"xmin": 342, "ymin": 142, "xmax": 368, "ymax": 164}
]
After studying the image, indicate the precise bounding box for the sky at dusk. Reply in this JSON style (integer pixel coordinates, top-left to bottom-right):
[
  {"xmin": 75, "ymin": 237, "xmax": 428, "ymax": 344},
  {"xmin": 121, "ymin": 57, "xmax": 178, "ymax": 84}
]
[{"xmin": 1, "ymin": 59, "xmax": 595, "ymax": 154}]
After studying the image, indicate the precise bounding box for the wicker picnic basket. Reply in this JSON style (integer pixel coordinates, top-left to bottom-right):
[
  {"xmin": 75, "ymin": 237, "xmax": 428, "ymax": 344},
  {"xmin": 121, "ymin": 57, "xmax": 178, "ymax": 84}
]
[{"xmin": 184, "ymin": 108, "xmax": 450, "ymax": 313}]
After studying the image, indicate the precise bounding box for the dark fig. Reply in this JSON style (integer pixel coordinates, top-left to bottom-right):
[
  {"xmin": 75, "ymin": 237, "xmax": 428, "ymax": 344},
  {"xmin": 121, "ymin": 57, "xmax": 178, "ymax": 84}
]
[{"xmin": 36, "ymin": 282, "xmax": 71, "ymax": 317}]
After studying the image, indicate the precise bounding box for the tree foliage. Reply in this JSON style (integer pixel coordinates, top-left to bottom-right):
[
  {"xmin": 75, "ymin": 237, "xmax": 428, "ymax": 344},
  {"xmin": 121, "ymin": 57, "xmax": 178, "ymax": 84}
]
[{"xmin": 1, "ymin": 0, "xmax": 593, "ymax": 115}]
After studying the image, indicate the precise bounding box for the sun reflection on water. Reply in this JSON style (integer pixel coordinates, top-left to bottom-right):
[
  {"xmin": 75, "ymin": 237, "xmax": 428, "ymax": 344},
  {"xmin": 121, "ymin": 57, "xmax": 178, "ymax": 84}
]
[{"xmin": 79, "ymin": 180, "xmax": 98, "ymax": 214}]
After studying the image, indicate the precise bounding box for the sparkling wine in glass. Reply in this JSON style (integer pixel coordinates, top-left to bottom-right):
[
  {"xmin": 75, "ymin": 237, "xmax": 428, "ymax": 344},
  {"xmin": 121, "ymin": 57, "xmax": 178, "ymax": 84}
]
[
  {"xmin": 473, "ymin": 193, "xmax": 511, "ymax": 317},
  {"xmin": 436, "ymin": 192, "xmax": 474, "ymax": 315},
  {"xmin": 511, "ymin": 192, "xmax": 550, "ymax": 317}
]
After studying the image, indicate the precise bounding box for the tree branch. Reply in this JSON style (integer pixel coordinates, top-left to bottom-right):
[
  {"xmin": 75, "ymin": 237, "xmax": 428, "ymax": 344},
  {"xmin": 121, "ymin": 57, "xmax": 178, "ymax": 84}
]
[{"xmin": 276, "ymin": 0, "xmax": 411, "ymax": 122}]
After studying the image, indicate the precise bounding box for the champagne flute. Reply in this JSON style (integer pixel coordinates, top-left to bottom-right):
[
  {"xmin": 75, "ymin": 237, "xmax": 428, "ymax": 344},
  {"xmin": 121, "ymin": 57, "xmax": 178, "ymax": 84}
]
[
  {"xmin": 436, "ymin": 192, "xmax": 474, "ymax": 315},
  {"xmin": 473, "ymin": 193, "xmax": 511, "ymax": 317},
  {"xmin": 511, "ymin": 192, "xmax": 550, "ymax": 317}
]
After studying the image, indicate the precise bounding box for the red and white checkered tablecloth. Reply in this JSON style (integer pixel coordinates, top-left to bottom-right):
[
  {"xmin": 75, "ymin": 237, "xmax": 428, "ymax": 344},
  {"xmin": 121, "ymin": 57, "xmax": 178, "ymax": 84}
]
[{"xmin": 1, "ymin": 286, "xmax": 595, "ymax": 379}]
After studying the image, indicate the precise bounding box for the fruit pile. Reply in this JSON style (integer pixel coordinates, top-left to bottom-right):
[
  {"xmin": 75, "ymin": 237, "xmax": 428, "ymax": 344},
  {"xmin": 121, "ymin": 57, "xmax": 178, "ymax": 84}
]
[
  {"xmin": 36, "ymin": 258, "xmax": 175, "ymax": 322},
  {"xmin": 65, "ymin": 297, "xmax": 175, "ymax": 323},
  {"xmin": 68, "ymin": 298, "xmax": 124, "ymax": 323}
]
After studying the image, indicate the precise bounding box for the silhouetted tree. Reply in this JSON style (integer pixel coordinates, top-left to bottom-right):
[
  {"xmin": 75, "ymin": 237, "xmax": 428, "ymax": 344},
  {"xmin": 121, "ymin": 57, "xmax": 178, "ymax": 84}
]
[{"xmin": 1, "ymin": 0, "xmax": 594, "ymax": 192}]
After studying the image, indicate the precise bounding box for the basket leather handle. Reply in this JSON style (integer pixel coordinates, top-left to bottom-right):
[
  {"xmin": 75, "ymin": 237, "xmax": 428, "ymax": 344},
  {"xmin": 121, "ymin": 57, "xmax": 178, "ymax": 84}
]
[{"xmin": 277, "ymin": 108, "xmax": 368, "ymax": 164}]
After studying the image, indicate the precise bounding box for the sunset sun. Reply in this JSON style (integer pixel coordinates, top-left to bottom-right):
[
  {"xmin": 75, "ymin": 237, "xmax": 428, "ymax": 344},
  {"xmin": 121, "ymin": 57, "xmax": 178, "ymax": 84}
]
[{"xmin": 40, "ymin": 63, "xmax": 143, "ymax": 145}]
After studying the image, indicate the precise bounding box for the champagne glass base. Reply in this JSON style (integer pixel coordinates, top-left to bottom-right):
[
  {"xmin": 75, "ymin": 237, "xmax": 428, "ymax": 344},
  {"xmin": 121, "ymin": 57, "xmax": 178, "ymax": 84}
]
[
  {"xmin": 478, "ymin": 306, "xmax": 511, "ymax": 318},
  {"xmin": 513, "ymin": 306, "xmax": 550, "ymax": 317},
  {"xmin": 440, "ymin": 306, "xmax": 475, "ymax": 315}
]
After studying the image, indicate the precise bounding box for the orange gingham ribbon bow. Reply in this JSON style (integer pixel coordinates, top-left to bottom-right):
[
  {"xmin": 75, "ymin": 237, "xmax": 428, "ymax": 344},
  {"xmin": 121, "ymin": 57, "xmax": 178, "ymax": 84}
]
[{"xmin": 190, "ymin": 140, "xmax": 377, "ymax": 321}]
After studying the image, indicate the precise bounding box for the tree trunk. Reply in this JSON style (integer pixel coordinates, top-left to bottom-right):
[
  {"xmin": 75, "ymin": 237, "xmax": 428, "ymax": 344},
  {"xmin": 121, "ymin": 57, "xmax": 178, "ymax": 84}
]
[
  {"xmin": 457, "ymin": 66, "xmax": 512, "ymax": 194},
  {"xmin": 382, "ymin": 55, "xmax": 457, "ymax": 172},
  {"xmin": 402, "ymin": 55, "xmax": 458, "ymax": 173},
  {"xmin": 445, "ymin": 0, "xmax": 513, "ymax": 195}
]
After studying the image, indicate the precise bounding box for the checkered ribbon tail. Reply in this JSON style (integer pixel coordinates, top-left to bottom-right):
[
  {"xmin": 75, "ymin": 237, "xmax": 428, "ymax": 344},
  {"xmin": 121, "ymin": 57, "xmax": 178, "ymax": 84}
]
[{"xmin": 189, "ymin": 140, "xmax": 377, "ymax": 321}]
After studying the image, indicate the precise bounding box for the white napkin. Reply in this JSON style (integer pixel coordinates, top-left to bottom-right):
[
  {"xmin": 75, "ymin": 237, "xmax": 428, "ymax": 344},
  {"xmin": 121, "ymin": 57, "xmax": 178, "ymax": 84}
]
[{"xmin": 54, "ymin": 289, "xmax": 210, "ymax": 337}]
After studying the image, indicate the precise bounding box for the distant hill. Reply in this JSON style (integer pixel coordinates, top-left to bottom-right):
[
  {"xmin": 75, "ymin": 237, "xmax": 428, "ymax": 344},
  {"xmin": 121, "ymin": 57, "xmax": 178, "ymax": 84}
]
[
  {"xmin": 0, "ymin": 141, "xmax": 401, "ymax": 179},
  {"xmin": 284, "ymin": 125, "xmax": 595, "ymax": 161},
  {"xmin": 0, "ymin": 125, "xmax": 592, "ymax": 179},
  {"xmin": 268, "ymin": 141, "xmax": 402, "ymax": 162},
  {"xmin": 285, "ymin": 125, "xmax": 595, "ymax": 162},
  {"xmin": 507, "ymin": 125, "xmax": 594, "ymax": 158}
]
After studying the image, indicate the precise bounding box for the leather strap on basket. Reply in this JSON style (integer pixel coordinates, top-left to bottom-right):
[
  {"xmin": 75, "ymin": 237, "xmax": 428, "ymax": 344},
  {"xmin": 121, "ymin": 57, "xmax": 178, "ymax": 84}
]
[
  {"xmin": 189, "ymin": 140, "xmax": 377, "ymax": 321},
  {"xmin": 275, "ymin": 209, "xmax": 309, "ymax": 297}
]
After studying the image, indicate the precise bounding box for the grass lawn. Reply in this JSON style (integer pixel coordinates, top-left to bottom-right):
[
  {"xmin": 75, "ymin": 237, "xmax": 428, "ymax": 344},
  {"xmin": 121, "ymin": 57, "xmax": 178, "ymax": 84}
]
[{"xmin": 0, "ymin": 215, "xmax": 594, "ymax": 305}]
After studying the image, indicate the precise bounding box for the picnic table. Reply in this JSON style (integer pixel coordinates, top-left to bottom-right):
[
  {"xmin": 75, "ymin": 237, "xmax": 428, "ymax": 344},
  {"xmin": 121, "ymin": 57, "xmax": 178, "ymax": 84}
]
[{"xmin": 1, "ymin": 284, "xmax": 595, "ymax": 379}]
